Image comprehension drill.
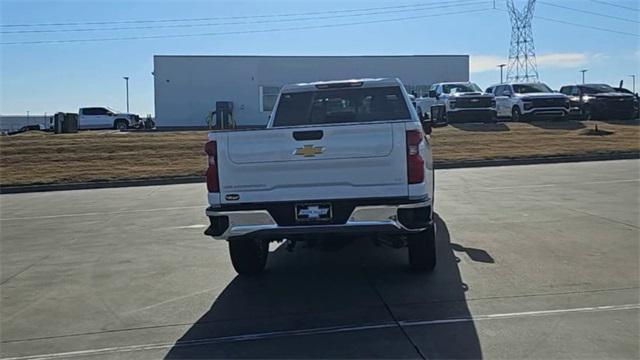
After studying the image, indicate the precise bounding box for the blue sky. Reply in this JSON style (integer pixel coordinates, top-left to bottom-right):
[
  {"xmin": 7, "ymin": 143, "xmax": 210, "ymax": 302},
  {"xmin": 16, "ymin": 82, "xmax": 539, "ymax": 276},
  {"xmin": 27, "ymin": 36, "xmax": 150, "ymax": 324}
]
[{"xmin": 1, "ymin": 0, "xmax": 639, "ymax": 115}]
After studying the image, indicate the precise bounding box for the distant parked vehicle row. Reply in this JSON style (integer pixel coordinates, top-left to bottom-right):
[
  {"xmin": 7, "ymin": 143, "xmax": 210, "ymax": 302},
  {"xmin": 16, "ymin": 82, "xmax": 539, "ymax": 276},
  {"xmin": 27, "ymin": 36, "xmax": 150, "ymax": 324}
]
[{"xmin": 411, "ymin": 80, "xmax": 638, "ymax": 125}]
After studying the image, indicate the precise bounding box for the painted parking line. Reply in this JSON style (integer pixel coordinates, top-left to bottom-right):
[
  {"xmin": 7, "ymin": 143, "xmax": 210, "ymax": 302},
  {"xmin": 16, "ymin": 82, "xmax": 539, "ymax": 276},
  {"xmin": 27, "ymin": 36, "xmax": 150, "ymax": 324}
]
[
  {"xmin": 0, "ymin": 206, "xmax": 203, "ymax": 222},
  {"xmin": 3, "ymin": 303, "xmax": 638, "ymax": 360},
  {"xmin": 400, "ymin": 303, "xmax": 640, "ymax": 326}
]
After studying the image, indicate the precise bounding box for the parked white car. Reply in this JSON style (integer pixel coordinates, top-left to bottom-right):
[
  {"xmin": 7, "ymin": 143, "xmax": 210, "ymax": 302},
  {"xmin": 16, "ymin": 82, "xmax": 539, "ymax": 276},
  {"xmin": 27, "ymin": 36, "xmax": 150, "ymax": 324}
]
[
  {"xmin": 486, "ymin": 83, "xmax": 570, "ymax": 121},
  {"xmin": 78, "ymin": 107, "xmax": 139, "ymax": 130},
  {"xmin": 415, "ymin": 82, "xmax": 496, "ymax": 124},
  {"xmin": 203, "ymin": 78, "xmax": 436, "ymax": 275}
]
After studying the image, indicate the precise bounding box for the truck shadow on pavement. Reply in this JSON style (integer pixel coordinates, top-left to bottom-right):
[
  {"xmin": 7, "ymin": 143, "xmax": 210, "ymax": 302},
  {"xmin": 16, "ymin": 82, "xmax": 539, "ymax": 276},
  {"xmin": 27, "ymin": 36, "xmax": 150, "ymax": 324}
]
[{"xmin": 165, "ymin": 214, "xmax": 484, "ymax": 359}]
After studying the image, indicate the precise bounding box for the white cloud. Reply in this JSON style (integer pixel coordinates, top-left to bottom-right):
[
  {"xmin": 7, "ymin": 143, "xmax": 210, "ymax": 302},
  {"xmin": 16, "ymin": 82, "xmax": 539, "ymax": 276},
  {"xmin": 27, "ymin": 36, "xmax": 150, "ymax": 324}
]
[
  {"xmin": 536, "ymin": 52, "xmax": 587, "ymax": 67},
  {"xmin": 470, "ymin": 52, "xmax": 607, "ymax": 73},
  {"xmin": 469, "ymin": 55, "xmax": 506, "ymax": 73}
]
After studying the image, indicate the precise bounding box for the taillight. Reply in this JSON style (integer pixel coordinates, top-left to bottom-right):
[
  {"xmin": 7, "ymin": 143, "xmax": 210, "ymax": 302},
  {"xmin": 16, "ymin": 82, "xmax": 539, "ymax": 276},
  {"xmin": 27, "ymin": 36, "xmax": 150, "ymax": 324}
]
[
  {"xmin": 406, "ymin": 130, "xmax": 424, "ymax": 184},
  {"xmin": 204, "ymin": 140, "xmax": 219, "ymax": 193}
]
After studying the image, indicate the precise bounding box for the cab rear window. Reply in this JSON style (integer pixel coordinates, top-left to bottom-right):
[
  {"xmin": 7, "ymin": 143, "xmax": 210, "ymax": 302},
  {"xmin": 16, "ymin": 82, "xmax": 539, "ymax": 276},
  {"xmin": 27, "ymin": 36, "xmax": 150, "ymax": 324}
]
[{"xmin": 273, "ymin": 86, "xmax": 410, "ymax": 127}]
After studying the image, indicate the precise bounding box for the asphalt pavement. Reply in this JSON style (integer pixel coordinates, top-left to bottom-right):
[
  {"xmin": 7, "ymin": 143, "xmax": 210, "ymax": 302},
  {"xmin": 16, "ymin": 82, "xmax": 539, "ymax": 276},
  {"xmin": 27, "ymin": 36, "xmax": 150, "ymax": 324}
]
[{"xmin": 1, "ymin": 160, "xmax": 638, "ymax": 359}]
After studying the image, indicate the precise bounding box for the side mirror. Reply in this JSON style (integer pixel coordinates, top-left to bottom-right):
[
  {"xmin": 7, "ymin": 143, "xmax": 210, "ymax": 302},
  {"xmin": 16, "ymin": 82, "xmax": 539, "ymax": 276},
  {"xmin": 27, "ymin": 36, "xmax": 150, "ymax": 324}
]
[
  {"xmin": 422, "ymin": 120, "xmax": 432, "ymax": 135},
  {"xmin": 428, "ymin": 90, "xmax": 437, "ymax": 98}
]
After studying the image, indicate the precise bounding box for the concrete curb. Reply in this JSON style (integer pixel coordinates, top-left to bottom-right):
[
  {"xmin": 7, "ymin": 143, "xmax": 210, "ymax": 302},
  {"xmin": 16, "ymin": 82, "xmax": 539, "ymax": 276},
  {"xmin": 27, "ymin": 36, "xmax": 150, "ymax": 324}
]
[
  {"xmin": 1, "ymin": 152, "xmax": 638, "ymax": 194},
  {"xmin": 434, "ymin": 151, "xmax": 640, "ymax": 169}
]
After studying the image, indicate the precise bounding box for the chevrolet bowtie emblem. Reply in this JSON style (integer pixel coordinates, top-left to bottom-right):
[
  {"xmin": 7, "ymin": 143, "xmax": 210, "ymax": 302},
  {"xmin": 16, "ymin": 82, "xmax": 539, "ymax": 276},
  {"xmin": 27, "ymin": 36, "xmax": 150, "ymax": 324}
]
[{"xmin": 294, "ymin": 144, "xmax": 325, "ymax": 157}]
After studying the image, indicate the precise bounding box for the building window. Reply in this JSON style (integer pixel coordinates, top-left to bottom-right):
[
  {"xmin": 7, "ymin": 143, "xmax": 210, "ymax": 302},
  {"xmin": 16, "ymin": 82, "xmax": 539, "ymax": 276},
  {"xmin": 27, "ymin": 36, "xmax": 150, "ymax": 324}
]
[{"xmin": 260, "ymin": 86, "xmax": 280, "ymax": 112}]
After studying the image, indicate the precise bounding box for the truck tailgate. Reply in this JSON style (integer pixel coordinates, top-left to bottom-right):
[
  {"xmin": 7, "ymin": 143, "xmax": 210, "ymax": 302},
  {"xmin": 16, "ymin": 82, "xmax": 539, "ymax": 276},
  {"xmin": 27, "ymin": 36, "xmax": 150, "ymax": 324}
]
[{"xmin": 216, "ymin": 122, "xmax": 408, "ymax": 204}]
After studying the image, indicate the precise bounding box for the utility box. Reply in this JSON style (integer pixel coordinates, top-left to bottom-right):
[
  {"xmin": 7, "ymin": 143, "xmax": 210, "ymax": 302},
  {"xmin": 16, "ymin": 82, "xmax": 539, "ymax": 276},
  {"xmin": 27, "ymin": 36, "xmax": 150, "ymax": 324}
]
[
  {"xmin": 54, "ymin": 112, "xmax": 64, "ymax": 134},
  {"xmin": 53, "ymin": 112, "xmax": 79, "ymax": 134},
  {"xmin": 62, "ymin": 113, "xmax": 78, "ymax": 133},
  {"xmin": 215, "ymin": 101, "xmax": 234, "ymax": 129}
]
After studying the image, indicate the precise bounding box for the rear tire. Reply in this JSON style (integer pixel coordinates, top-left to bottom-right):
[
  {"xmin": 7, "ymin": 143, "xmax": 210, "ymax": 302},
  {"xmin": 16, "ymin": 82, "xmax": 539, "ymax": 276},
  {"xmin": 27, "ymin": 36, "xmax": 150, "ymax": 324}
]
[
  {"xmin": 407, "ymin": 224, "xmax": 436, "ymax": 272},
  {"xmin": 229, "ymin": 237, "xmax": 268, "ymax": 276}
]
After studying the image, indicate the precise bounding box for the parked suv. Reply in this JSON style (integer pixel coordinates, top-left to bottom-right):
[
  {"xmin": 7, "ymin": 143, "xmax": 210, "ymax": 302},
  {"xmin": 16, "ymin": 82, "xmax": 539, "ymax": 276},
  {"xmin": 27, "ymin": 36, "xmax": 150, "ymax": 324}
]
[
  {"xmin": 78, "ymin": 107, "xmax": 140, "ymax": 130},
  {"xmin": 416, "ymin": 82, "xmax": 496, "ymax": 124},
  {"xmin": 489, "ymin": 82, "xmax": 570, "ymax": 121},
  {"xmin": 560, "ymin": 84, "xmax": 637, "ymax": 120}
]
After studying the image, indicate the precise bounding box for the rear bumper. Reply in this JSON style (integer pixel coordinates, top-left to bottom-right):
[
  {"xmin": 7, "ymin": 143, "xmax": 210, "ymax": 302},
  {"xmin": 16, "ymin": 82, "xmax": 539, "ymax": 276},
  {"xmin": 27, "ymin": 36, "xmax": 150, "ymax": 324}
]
[{"xmin": 205, "ymin": 197, "xmax": 432, "ymax": 240}]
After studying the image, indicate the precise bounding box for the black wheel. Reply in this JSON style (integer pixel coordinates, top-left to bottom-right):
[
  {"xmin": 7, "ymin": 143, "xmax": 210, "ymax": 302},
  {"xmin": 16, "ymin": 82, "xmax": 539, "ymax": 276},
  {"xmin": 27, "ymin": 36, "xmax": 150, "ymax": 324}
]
[
  {"xmin": 229, "ymin": 237, "xmax": 268, "ymax": 275},
  {"xmin": 511, "ymin": 106, "xmax": 522, "ymax": 122},
  {"xmin": 114, "ymin": 119, "xmax": 128, "ymax": 130},
  {"xmin": 407, "ymin": 224, "xmax": 436, "ymax": 272}
]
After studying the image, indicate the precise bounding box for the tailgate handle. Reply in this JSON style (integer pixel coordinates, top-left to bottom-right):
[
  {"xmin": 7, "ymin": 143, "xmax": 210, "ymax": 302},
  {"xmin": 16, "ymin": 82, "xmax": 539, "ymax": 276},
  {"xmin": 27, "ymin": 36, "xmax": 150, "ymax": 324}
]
[{"xmin": 293, "ymin": 130, "xmax": 323, "ymax": 141}]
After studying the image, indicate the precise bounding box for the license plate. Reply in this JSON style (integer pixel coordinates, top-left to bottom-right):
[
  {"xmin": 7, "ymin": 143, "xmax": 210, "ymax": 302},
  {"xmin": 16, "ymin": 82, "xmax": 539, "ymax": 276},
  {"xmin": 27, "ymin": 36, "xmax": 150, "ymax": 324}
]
[{"xmin": 295, "ymin": 203, "xmax": 332, "ymax": 222}]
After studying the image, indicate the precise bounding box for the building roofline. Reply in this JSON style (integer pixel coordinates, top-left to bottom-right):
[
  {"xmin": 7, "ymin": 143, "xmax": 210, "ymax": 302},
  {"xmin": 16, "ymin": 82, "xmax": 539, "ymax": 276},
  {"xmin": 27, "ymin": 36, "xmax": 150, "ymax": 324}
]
[{"xmin": 153, "ymin": 54, "xmax": 469, "ymax": 58}]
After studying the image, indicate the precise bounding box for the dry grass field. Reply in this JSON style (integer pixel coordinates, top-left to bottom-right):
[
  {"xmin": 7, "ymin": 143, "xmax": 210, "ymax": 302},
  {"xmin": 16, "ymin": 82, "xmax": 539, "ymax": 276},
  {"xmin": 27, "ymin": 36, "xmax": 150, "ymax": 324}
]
[{"xmin": 1, "ymin": 120, "xmax": 638, "ymax": 186}]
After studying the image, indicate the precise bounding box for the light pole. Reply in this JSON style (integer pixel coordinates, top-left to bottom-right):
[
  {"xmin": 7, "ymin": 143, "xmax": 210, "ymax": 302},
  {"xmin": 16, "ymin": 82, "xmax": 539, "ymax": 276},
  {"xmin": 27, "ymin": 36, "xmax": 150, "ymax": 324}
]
[
  {"xmin": 580, "ymin": 69, "xmax": 588, "ymax": 84},
  {"xmin": 123, "ymin": 76, "xmax": 130, "ymax": 113},
  {"xmin": 629, "ymin": 75, "xmax": 636, "ymax": 93},
  {"xmin": 498, "ymin": 64, "xmax": 507, "ymax": 84}
]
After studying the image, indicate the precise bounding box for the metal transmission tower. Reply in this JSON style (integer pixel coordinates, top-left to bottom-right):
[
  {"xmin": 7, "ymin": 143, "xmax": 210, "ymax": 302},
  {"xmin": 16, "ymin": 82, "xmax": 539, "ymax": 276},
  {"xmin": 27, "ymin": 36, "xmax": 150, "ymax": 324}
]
[{"xmin": 506, "ymin": 0, "xmax": 539, "ymax": 83}]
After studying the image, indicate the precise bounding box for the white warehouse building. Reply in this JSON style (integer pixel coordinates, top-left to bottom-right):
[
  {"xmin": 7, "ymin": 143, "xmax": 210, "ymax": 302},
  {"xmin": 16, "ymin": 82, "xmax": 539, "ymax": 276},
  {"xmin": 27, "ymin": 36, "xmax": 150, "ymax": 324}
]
[{"xmin": 153, "ymin": 55, "xmax": 469, "ymax": 128}]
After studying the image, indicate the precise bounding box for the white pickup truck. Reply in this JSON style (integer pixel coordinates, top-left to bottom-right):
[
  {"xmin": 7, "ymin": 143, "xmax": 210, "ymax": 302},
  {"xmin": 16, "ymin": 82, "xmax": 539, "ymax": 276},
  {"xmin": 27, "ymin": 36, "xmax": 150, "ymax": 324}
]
[
  {"xmin": 78, "ymin": 107, "xmax": 140, "ymax": 130},
  {"xmin": 486, "ymin": 82, "xmax": 570, "ymax": 121},
  {"xmin": 415, "ymin": 82, "xmax": 496, "ymax": 124},
  {"xmin": 204, "ymin": 78, "xmax": 435, "ymax": 275}
]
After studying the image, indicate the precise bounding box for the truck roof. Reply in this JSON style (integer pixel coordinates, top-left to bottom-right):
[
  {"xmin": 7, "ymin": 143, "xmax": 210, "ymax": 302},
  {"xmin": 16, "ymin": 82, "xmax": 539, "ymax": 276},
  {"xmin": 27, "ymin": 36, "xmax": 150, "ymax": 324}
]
[
  {"xmin": 435, "ymin": 81, "xmax": 476, "ymax": 85},
  {"xmin": 281, "ymin": 78, "xmax": 403, "ymax": 93},
  {"xmin": 488, "ymin": 82, "xmax": 549, "ymax": 87}
]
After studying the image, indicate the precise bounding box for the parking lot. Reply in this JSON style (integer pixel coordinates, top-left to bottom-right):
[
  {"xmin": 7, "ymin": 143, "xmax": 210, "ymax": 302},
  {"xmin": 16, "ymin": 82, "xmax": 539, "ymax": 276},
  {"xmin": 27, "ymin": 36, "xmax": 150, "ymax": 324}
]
[{"xmin": 1, "ymin": 160, "xmax": 638, "ymax": 359}]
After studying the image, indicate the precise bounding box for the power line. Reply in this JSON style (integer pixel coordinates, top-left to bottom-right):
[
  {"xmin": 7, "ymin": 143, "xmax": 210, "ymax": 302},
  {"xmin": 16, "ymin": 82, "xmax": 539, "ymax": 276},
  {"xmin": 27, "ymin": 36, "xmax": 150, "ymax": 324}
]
[
  {"xmin": 0, "ymin": 0, "xmax": 475, "ymax": 27},
  {"xmin": 536, "ymin": 15, "xmax": 640, "ymax": 37},
  {"xmin": 494, "ymin": 7, "xmax": 639, "ymax": 38},
  {"xmin": 0, "ymin": 7, "xmax": 492, "ymax": 45},
  {"xmin": 1, "ymin": 1, "xmax": 488, "ymax": 34},
  {"xmin": 538, "ymin": 1, "xmax": 639, "ymax": 24},
  {"xmin": 590, "ymin": 0, "xmax": 640, "ymax": 12}
]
